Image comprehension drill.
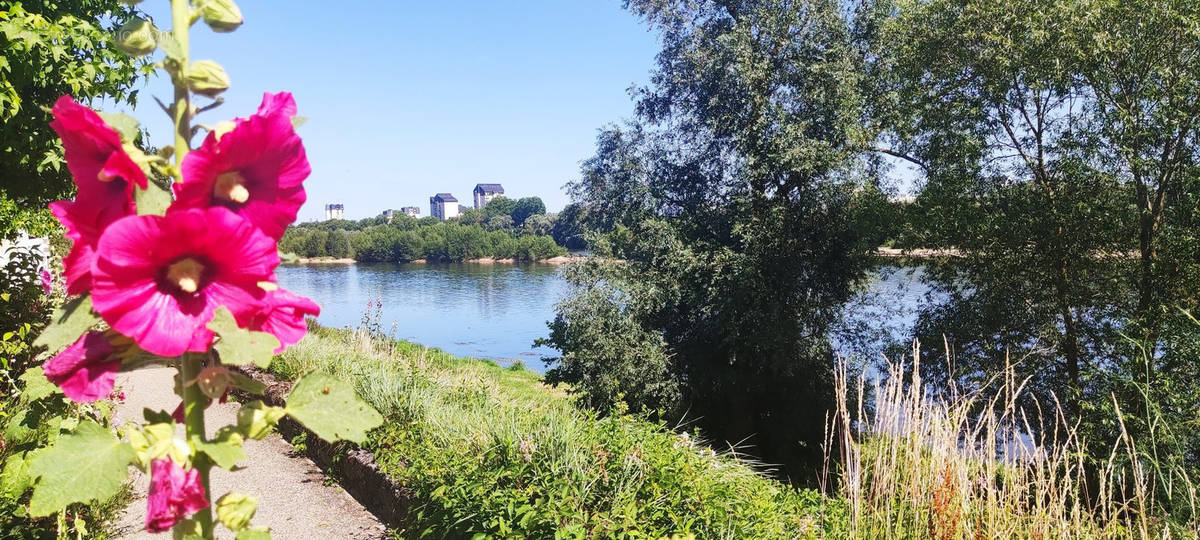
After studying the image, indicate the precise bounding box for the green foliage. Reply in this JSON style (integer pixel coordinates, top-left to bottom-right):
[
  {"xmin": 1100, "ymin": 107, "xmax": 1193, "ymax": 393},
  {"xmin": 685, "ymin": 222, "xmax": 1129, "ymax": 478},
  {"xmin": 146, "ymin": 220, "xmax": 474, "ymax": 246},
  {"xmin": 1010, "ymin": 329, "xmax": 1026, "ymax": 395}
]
[
  {"xmin": 1, "ymin": 367, "xmax": 129, "ymax": 537},
  {"xmin": 208, "ymin": 307, "xmax": 279, "ymax": 368},
  {"xmin": 324, "ymin": 230, "xmax": 352, "ymax": 259},
  {"xmin": 282, "ymin": 219, "xmax": 566, "ymax": 262},
  {"xmin": 0, "ymin": 0, "xmax": 148, "ymax": 211},
  {"xmin": 552, "ymin": 0, "xmax": 874, "ymax": 479},
  {"xmin": 865, "ymin": 0, "xmax": 1200, "ymax": 519},
  {"xmin": 32, "ymin": 295, "xmax": 97, "ymax": 355},
  {"xmin": 28, "ymin": 420, "xmax": 134, "ymax": 516},
  {"xmin": 0, "ymin": 242, "xmax": 58, "ymax": 393},
  {"xmin": 273, "ymin": 327, "xmax": 830, "ymax": 538},
  {"xmin": 540, "ymin": 263, "xmax": 679, "ymax": 415},
  {"xmin": 509, "ymin": 196, "xmax": 545, "ymax": 226},
  {"xmin": 481, "ymin": 196, "xmax": 517, "ymax": 218},
  {"xmin": 286, "ymin": 372, "xmax": 383, "ymax": 444},
  {"xmin": 550, "ymin": 203, "xmax": 588, "ymax": 250}
]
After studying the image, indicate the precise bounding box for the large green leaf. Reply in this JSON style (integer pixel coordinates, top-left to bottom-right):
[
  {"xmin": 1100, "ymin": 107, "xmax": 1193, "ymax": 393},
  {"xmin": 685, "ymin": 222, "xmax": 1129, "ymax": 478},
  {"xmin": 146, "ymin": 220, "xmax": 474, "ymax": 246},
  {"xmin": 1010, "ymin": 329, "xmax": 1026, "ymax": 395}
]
[
  {"xmin": 286, "ymin": 373, "xmax": 382, "ymax": 444},
  {"xmin": 0, "ymin": 452, "xmax": 34, "ymax": 498},
  {"xmin": 207, "ymin": 307, "xmax": 279, "ymax": 368},
  {"xmin": 18, "ymin": 366, "xmax": 58, "ymax": 403},
  {"xmin": 28, "ymin": 420, "xmax": 135, "ymax": 516},
  {"xmin": 134, "ymin": 181, "xmax": 172, "ymax": 216},
  {"xmin": 234, "ymin": 400, "xmax": 286, "ymax": 440},
  {"xmin": 191, "ymin": 431, "xmax": 245, "ymax": 470},
  {"xmin": 96, "ymin": 112, "xmax": 139, "ymax": 143},
  {"xmin": 32, "ymin": 295, "xmax": 100, "ymax": 354}
]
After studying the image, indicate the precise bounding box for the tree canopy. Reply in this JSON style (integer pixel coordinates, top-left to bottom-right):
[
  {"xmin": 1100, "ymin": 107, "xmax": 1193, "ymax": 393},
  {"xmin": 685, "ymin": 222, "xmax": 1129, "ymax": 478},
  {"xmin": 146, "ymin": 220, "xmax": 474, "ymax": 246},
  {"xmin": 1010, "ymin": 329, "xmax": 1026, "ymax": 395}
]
[{"xmin": 0, "ymin": 1, "xmax": 148, "ymax": 236}]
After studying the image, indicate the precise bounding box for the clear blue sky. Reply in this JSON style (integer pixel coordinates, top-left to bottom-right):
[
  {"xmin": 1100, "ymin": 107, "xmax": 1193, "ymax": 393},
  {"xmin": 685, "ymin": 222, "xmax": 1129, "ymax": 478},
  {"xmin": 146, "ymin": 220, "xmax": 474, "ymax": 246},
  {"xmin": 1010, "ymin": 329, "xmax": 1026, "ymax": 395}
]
[{"xmin": 121, "ymin": 1, "xmax": 660, "ymax": 220}]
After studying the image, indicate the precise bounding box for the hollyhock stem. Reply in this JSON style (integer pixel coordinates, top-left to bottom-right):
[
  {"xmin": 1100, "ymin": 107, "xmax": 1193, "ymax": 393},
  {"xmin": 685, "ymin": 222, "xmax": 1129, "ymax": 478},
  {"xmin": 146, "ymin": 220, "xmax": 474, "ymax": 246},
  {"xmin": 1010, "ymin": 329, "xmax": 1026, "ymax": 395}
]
[
  {"xmin": 171, "ymin": 0, "xmax": 192, "ymax": 170},
  {"xmin": 171, "ymin": 1, "xmax": 210, "ymax": 536},
  {"xmin": 180, "ymin": 353, "xmax": 215, "ymax": 537}
]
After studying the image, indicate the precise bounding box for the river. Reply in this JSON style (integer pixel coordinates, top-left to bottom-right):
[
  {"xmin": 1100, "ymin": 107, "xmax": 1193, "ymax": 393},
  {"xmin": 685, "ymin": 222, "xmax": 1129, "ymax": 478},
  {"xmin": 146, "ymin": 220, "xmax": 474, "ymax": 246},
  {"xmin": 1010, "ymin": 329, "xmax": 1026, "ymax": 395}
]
[{"xmin": 276, "ymin": 262, "xmax": 932, "ymax": 373}]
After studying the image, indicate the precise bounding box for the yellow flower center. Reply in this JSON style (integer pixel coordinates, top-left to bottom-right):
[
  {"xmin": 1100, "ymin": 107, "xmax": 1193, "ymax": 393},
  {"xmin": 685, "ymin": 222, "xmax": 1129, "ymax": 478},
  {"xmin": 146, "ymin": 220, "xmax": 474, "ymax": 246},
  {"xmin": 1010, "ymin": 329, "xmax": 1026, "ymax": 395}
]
[
  {"xmin": 166, "ymin": 257, "xmax": 206, "ymax": 294},
  {"xmin": 213, "ymin": 171, "xmax": 250, "ymax": 204}
]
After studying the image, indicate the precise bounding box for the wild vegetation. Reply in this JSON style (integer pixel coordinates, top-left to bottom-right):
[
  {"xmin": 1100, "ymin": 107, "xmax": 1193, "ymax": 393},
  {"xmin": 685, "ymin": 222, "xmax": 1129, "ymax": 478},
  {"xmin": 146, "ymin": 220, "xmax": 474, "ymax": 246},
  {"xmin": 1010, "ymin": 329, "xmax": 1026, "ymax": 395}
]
[
  {"xmin": 3, "ymin": 0, "xmax": 1200, "ymax": 537},
  {"xmin": 280, "ymin": 198, "xmax": 573, "ymax": 262},
  {"xmin": 273, "ymin": 326, "xmax": 831, "ymax": 538}
]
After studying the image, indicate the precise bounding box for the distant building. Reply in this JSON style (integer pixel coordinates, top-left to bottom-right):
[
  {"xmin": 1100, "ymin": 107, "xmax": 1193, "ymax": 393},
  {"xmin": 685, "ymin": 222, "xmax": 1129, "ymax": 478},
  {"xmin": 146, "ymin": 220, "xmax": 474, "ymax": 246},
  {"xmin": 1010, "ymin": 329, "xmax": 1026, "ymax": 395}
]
[
  {"xmin": 324, "ymin": 204, "xmax": 344, "ymax": 220},
  {"xmin": 429, "ymin": 193, "xmax": 460, "ymax": 220},
  {"xmin": 473, "ymin": 183, "xmax": 505, "ymax": 209},
  {"xmin": 381, "ymin": 209, "xmax": 400, "ymax": 221},
  {"xmin": 401, "ymin": 206, "xmax": 421, "ymax": 218}
]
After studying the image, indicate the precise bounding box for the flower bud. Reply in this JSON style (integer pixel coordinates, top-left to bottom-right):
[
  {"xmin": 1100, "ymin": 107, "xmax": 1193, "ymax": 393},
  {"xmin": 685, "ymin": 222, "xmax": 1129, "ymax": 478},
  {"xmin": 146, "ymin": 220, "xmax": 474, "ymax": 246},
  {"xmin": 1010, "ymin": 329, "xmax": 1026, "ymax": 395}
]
[
  {"xmin": 198, "ymin": 0, "xmax": 244, "ymax": 33},
  {"xmin": 115, "ymin": 18, "xmax": 156, "ymax": 57},
  {"xmin": 186, "ymin": 60, "xmax": 231, "ymax": 97}
]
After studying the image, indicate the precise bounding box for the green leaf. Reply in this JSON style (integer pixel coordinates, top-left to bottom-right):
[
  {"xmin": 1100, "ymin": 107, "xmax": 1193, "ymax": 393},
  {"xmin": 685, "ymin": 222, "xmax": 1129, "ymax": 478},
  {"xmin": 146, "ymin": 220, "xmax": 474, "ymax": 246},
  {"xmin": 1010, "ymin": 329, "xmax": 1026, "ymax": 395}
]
[
  {"xmin": 235, "ymin": 400, "xmax": 285, "ymax": 440},
  {"xmin": 134, "ymin": 181, "xmax": 171, "ymax": 216},
  {"xmin": 207, "ymin": 307, "xmax": 280, "ymax": 368},
  {"xmin": 231, "ymin": 371, "xmax": 266, "ymax": 395},
  {"xmin": 235, "ymin": 528, "xmax": 271, "ymax": 540},
  {"xmin": 286, "ymin": 373, "xmax": 382, "ymax": 444},
  {"xmin": 190, "ymin": 431, "xmax": 245, "ymax": 470},
  {"xmin": 96, "ymin": 112, "xmax": 139, "ymax": 143},
  {"xmin": 33, "ymin": 295, "xmax": 99, "ymax": 354},
  {"xmin": 215, "ymin": 492, "xmax": 258, "ymax": 531},
  {"xmin": 0, "ymin": 452, "xmax": 34, "ymax": 497},
  {"xmin": 18, "ymin": 367, "xmax": 58, "ymax": 403},
  {"xmin": 157, "ymin": 30, "xmax": 183, "ymax": 61},
  {"xmin": 28, "ymin": 420, "xmax": 135, "ymax": 516},
  {"xmin": 290, "ymin": 116, "xmax": 308, "ymax": 129}
]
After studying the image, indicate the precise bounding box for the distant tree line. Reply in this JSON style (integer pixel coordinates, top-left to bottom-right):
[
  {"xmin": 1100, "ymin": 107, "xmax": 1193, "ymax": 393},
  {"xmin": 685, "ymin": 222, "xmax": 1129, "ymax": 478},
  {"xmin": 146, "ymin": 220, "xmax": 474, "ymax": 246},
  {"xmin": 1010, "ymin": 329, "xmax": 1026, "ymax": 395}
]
[{"xmin": 281, "ymin": 196, "xmax": 584, "ymax": 262}]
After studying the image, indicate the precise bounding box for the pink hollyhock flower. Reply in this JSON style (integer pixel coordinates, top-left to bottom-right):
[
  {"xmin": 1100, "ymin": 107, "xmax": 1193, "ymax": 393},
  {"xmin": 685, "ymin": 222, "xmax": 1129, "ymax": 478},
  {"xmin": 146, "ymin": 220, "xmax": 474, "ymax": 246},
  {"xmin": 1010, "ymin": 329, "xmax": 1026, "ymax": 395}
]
[
  {"xmin": 256, "ymin": 91, "xmax": 298, "ymax": 118},
  {"xmin": 174, "ymin": 94, "xmax": 309, "ymax": 240},
  {"xmin": 241, "ymin": 287, "xmax": 320, "ymax": 353},
  {"xmin": 90, "ymin": 207, "xmax": 278, "ymax": 357},
  {"xmin": 49, "ymin": 95, "xmax": 147, "ymax": 200},
  {"xmin": 38, "ymin": 268, "xmax": 53, "ymax": 295},
  {"xmin": 42, "ymin": 331, "xmax": 121, "ymax": 402},
  {"xmin": 145, "ymin": 458, "xmax": 209, "ymax": 533},
  {"xmin": 49, "ymin": 198, "xmax": 135, "ymax": 295}
]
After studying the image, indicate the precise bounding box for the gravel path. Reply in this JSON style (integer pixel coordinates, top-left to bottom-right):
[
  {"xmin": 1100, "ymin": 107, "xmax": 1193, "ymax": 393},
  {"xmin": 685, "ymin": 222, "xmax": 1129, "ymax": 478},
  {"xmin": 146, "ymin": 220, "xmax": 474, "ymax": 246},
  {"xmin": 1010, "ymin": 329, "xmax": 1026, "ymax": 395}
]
[{"xmin": 109, "ymin": 367, "xmax": 386, "ymax": 539}]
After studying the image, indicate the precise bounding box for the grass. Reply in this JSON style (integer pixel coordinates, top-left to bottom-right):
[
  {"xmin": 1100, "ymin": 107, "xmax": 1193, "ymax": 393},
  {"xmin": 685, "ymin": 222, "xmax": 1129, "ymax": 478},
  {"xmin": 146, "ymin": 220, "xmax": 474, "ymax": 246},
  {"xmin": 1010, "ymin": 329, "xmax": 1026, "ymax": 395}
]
[
  {"xmin": 273, "ymin": 326, "xmax": 831, "ymax": 538},
  {"xmin": 825, "ymin": 345, "xmax": 1198, "ymax": 539}
]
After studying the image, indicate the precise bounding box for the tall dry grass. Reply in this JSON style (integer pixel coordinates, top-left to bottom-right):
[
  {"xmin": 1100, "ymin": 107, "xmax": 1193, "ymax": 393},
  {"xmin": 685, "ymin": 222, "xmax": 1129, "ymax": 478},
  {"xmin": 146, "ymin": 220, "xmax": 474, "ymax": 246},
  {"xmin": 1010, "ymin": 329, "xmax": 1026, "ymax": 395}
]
[{"xmin": 824, "ymin": 341, "xmax": 1198, "ymax": 539}]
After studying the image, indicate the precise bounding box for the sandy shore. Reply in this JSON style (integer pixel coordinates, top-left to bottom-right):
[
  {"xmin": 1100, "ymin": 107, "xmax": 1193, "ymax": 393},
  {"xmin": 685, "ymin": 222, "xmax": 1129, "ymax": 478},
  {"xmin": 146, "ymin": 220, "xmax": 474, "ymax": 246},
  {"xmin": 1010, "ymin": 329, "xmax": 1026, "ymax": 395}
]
[{"xmin": 290, "ymin": 257, "xmax": 356, "ymax": 264}]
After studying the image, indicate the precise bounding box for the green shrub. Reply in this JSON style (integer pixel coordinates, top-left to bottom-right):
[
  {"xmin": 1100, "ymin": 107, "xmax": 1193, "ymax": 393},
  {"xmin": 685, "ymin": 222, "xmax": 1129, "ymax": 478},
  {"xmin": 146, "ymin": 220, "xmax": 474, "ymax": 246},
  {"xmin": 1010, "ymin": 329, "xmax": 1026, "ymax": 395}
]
[{"xmin": 1, "ymin": 369, "xmax": 130, "ymax": 539}]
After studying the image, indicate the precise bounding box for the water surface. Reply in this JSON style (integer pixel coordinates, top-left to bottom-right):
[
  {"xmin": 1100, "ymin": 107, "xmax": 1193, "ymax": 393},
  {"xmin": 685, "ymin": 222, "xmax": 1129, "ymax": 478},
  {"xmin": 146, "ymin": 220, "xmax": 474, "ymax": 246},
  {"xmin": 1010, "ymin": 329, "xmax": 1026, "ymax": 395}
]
[
  {"xmin": 277, "ymin": 263, "xmax": 568, "ymax": 368},
  {"xmin": 277, "ymin": 262, "xmax": 930, "ymax": 373}
]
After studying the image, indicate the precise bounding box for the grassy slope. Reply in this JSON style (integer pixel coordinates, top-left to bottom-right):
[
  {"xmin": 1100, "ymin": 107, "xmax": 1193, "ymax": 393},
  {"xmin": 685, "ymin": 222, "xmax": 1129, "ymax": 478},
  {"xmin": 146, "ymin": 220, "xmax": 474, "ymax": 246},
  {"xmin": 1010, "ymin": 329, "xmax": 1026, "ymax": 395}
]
[{"xmin": 272, "ymin": 327, "xmax": 833, "ymax": 538}]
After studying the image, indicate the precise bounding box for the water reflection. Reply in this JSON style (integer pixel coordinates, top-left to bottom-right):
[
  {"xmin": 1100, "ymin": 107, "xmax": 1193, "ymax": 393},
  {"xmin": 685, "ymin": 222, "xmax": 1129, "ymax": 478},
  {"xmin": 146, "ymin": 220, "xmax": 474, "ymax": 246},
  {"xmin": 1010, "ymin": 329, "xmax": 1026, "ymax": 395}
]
[
  {"xmin": 277, "ymin": 261, "xmax": 931, "ymax": 374},
  {"xmin": 276, "ymin": 263, "xmax": 569, "ymax": 369}
]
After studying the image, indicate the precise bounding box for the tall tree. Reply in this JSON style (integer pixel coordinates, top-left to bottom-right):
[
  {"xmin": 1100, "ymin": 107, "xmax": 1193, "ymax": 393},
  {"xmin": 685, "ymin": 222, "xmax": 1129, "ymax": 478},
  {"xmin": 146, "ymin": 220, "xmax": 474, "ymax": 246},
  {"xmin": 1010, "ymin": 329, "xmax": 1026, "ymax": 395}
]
[
  {"xmin": 871, "ymin": 0, "xmax": 1200, "ymax": 512},
  {"xmin": 547, "ymin": 0, "xmax": 876, "ymax": 478}
]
